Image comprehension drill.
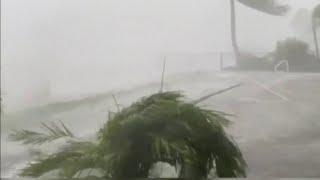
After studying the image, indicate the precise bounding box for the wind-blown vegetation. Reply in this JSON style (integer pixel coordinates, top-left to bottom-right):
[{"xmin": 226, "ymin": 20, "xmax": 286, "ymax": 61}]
[
  {"xmin": 229, "ymin": 0, "xmax": 289, "ymax": 64},
  {"xmin": 9, "ymin": 121, "xmax": 74, "ymax": 145},
  {"xmin": 9, "ymin": 89, "xmax": 246, "ymax": 178},
  {"xmin": 273, "ymin": 38, "xmax": 320, "ymax": 72}
]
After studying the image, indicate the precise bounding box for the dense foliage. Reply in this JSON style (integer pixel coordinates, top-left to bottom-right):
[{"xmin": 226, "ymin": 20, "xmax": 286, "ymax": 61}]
[
  {"xmin": 9, "ymin": 91, "xmax": 246, "ymax": 178},
  {"xmin": 237, "ymin": 53, "xmax": 273, "ymax": 71},
  {"xmin": 274, "ymin": 38, "xmax": 320, "ymax": 72},
  {"xmin": 275, "ymin": 38, "xmax": 310, "ymax": 63}
]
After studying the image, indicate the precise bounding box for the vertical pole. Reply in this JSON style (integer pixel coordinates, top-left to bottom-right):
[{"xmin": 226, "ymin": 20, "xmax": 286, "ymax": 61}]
[
  {"xmin": 312, "ymin": 21, "xmax": 320, "ymax": 62},
  {"xmin": 160, "ymin": 56, "xmax": 166, "ymax": 93},
  {"xmin": 230, "ymin": 0, "xmax": 240, "ymax": 65},
  {"xmin": 112, "ymin": 94, "xmax": 120, "ymax": 112}
]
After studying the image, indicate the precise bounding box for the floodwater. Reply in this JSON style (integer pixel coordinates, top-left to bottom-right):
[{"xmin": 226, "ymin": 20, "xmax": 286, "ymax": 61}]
[{"xmin": 1, "ymin": 71, "xmax": 320, "ymax": 178}]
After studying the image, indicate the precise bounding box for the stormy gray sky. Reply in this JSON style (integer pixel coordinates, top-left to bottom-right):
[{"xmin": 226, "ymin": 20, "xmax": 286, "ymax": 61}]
[{"xmin": 1, "ymin": 0, "xmax": 319, "ymax": 112}]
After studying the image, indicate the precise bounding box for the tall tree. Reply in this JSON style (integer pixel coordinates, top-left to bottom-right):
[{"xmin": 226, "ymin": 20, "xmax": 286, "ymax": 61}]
[
  {"xmin": 229, "ymin": 0, "xmax": 289, "ymax": 65},
  {"xmin": 312, "ymin": 4, "xmax": 320, "ymax": 62}
]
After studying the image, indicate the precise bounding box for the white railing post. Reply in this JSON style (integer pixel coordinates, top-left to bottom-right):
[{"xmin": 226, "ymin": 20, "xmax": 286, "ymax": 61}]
[{"xmin": 274, "ymin": 60, "xmax": 289, "ymax": 73}]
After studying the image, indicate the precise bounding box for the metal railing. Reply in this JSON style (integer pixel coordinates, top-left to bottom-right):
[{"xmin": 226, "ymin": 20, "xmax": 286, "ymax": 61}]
[{"xmin": 274, "ymin": 60, "xmax": 289, "ymax": 73}]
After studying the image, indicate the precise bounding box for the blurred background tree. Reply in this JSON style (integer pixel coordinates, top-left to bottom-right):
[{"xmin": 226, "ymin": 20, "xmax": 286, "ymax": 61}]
[{"xmin": 273, "ymin": 38, "xmax": 320, "ymax": 72}]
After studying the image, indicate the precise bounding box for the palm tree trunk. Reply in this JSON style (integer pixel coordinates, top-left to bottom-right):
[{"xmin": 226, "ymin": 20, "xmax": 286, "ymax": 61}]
[
  {"xmin": 230, "ymin": 0, "xmax": 240, "ymax": 65},
  {"xmin": 312, "ymin": 21, "xmax": 320, "ymax": 62}
]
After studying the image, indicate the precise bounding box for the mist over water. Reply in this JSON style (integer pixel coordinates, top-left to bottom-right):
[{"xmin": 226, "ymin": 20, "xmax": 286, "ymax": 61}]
[{"xmin": 2, "ymin": 0, "xmax": 318, "ymax": 112}]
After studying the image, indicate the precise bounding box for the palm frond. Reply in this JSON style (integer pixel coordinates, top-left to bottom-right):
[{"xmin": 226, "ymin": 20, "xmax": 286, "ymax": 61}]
[
  {"xmin": 19, "ymin": 151, "xmax": 82, "ymax": 177},
  {"xmin": 238, "ymin": 0, "xmax": 289, "ymax": 16},
  {"xmin": 9, "ymin": 121, "xmax": 74, "ymax": 145},
  {"xmin": 59, "ymin": 141, "xmax": 101, "ymax": 178},
  {"xmin": 313, "ymin": 4, "xmax": 320, "ymax": 28},
  {"xmin": 14, "ymin": 91, "xmax": 246, "ymax": 178},
  {"xmin": 193, "ymin": 83, "xmax": 241, "ymax": 104},
  {"xmin": 19, "ymin": 140, "xmax": 99, "ymax": 178}
]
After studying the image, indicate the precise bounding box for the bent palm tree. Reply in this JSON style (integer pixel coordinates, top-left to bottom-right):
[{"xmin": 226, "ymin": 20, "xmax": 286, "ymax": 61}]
[
  {"xmin": 229, "ymin": 0, "xmax": 289, "ymax": 64},
  {"xmin": 312, "ymin": 4, "xmax": 320, "ymax": 62},
  {"xmin": 9, "ymin": 87, "xmax": 246, "ymax": 178}
]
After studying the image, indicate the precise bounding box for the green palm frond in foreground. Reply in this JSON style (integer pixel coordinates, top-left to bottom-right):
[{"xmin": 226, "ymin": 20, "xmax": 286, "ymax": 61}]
[
  {"xmin": 9, "ymin": 90, "xmax": 247, "ymax": 178},
  {"xmin": 9, "ymin": 121, "xmax": 74, "ymax": 145}
]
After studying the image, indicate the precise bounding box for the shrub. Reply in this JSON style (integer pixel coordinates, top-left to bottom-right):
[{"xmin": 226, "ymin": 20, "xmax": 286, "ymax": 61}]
[{"xmin": 237, "ymin": 52, "xmax": 273, "ymax": 71}]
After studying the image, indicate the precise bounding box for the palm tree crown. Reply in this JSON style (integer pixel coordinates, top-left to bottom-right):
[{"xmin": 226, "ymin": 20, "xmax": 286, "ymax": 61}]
[
  {"xmin": 238, "ymin": 0, "xmax": 289, "ymax": 16},
  {"xmin": 10, "ymin": 91, "xmax": 246, "ymax": 178}
]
